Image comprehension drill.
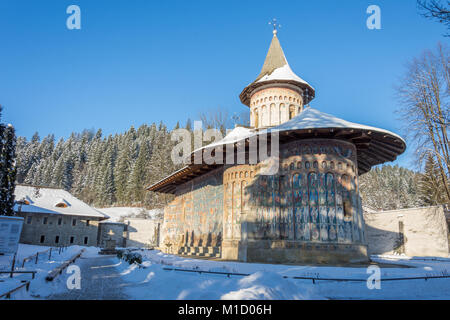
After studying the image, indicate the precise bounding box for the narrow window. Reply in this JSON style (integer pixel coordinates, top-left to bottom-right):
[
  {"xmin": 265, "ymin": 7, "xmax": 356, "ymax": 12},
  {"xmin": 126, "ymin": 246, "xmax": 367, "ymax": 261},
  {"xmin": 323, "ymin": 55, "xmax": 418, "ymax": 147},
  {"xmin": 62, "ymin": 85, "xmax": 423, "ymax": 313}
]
[
  {"xmin": 84, "ymin": 237, "xmax": 88, "ymax": 245},
  {"xmin": 58, "ymin": 218, "xmax": 62, "ymax": 225},
  {"xmin": 43, "ymin": 217, "xmax": 48, "ymax": 225},
  {"xmin": 40, "ymin": 235, "xmax": 45, "ymax": 243},
  {"xmin": 343, "ymin": 200, "xmax": 353, "ymax": 218},
  {"xmin": 70, "ymin": 236, "xmax": 74, "ymax": 244},
  {"xmin": 26, "ymin": 216, "xmax": 32, "ymax": 224},
  {"xmin": 86, "ymin": 220, "xmax": 90, "ymax": 226},
  {"xmin": 289, "ymin": 105, "xmax": 295, "ymax": 119},
  {"xmin": 72, "ymin": 219, "xmax": 76, "ymax": 226},
  {"xmin": 55, "ymin": 236, "xmax": 60, "ymax": 244}
]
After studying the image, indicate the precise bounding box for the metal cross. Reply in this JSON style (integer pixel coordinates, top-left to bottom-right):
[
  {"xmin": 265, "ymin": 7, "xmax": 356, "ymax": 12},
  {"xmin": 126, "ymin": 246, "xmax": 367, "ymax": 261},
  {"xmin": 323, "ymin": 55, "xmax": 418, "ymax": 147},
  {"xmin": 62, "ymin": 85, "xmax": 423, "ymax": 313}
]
[{"xmin": 268, "ymin": 18, "xmax": 281, "ymax": 34}]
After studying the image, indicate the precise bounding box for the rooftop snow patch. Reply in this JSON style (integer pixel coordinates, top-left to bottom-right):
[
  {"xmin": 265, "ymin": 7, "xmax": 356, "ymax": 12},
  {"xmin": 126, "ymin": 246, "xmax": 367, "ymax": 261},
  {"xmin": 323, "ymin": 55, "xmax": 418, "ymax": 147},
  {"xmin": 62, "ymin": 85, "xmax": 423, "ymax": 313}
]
[
  {"xmin": 14, "ymin": 185, "xmax": 108, "ymax": 219},
  {"xmin": 268, "ymin": 107, "xmax": 405, "ymax": 143}
]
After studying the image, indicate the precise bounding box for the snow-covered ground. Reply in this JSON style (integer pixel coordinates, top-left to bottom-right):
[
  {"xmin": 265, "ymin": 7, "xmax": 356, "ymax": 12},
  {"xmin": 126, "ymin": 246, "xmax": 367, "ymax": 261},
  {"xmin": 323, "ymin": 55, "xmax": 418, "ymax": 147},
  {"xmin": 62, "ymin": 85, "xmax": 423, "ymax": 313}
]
[
  {"xmin": 0, "ymin": 244, "xmax": 97, "ymax": 299},
  {"xmin": 1, "ymin": 245, "xmax": 450, "ymax": 300},
  {"xmin": 114, "ymin": 250, "xmax": 450, "ymax": 300},
  {"xmin": 96, "ymin": 207, "xmax": 163, "ymax": 222}
]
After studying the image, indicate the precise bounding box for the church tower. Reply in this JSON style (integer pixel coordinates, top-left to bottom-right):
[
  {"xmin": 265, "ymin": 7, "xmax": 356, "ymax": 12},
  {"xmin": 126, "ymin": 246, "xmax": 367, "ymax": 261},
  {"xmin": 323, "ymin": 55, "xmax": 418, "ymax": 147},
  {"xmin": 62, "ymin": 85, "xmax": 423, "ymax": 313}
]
[{"xmin": 240, "ymin": 27, "xmax": 315, "ymax": 129}]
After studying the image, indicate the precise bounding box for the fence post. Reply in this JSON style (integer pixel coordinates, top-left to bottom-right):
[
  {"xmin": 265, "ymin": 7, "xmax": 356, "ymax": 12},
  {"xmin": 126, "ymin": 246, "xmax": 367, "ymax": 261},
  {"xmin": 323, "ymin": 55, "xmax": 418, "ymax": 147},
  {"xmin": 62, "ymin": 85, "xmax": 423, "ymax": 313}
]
[
  {"xmin": 48, "ymin": 248, "xmax": 52, "ymax": 261},
  {"xmin": 35, "ymin": 253, "xmax": 39, "ymax": 264},
  {"xmin": 10, "ymin": 253, "xmax": 16, "ymax": 278}
]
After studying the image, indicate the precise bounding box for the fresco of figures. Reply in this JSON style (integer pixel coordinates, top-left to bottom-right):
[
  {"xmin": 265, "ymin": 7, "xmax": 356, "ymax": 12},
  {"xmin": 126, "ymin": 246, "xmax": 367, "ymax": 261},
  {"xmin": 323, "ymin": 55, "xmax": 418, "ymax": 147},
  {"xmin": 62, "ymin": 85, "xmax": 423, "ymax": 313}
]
[
  {"xmin": 163, "ymin": 169, "xmax": 223, "ymax": 249},
  {"xmin": 244, "ymin": 139, "xmax": 365, "ymax": 245}
]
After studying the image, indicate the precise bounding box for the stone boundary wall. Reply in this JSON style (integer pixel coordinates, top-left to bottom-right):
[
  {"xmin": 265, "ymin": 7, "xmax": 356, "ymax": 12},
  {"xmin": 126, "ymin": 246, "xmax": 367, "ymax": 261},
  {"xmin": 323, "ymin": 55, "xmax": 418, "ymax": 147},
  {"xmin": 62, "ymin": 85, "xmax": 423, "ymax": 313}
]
[{"xmin": 364, "ymin": 206, "xmax": 450, "ymax": 257}]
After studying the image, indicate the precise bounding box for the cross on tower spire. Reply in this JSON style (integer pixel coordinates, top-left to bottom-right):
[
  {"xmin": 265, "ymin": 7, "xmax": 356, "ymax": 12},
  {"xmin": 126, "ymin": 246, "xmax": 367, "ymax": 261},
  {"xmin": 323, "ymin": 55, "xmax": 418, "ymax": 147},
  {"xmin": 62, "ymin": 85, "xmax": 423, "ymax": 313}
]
[{"xmin": 268, "ymin": 18, "xmax": 281, "ymax": 35}]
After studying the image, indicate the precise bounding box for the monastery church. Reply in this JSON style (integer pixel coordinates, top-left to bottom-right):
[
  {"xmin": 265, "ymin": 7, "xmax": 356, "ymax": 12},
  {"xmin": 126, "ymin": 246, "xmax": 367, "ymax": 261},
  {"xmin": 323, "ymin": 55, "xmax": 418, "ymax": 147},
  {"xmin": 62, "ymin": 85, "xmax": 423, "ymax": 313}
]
[{"xmin": 148, "ymin": 28, "xmax": 408, "ymax": 265}]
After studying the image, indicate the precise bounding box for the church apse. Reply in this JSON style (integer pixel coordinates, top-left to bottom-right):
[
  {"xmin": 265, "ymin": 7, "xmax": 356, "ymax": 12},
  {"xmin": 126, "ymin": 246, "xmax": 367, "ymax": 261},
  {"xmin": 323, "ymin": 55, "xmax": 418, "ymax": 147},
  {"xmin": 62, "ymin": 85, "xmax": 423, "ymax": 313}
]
[{"xmin": 221, "ymin": 139, "xmax": 368, "ymax": 264}]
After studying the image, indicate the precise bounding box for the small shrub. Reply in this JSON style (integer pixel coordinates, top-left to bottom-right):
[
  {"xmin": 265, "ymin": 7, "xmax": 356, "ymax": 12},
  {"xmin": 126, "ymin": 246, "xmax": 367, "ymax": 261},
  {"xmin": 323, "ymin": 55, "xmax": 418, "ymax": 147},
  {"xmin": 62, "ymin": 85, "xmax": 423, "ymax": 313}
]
[{"xmin": 117, "ymin": 249, "xmax": 143, "ymax": 265}]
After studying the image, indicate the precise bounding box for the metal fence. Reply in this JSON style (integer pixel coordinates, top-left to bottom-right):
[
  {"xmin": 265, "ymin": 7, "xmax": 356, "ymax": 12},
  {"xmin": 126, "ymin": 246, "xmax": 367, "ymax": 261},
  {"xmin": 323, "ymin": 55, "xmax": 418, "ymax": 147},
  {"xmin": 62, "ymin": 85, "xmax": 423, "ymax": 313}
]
[{"xmin": 163, "ymin": 267, "xmax": 450, "ymax": 283}]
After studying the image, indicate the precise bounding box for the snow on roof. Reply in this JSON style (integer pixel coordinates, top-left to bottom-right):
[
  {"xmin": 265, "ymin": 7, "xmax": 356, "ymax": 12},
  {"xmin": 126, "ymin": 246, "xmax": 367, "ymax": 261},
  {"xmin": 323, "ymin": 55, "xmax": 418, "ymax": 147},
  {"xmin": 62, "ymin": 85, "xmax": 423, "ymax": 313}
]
[
  {"xmin": 192, "ymin": 126, "xmax": 255, "ymax": 154},
  {"xmin": 268, "ymin": 107, "xmax": 406, "ymax": 143},
  {"xmin": 14, "ymin": 185, "xmax": 108, "ymax": 219},
  {"xmin": 256, "ymin": 63, "xmax": 310, "ymax": 86},
  {"xmin": 191, "ymin": 108, "xmax": 404, "ymax": 156},
  {"xmin": 240, "ymin": 34, "xmax": 315, "ymax": 106}
]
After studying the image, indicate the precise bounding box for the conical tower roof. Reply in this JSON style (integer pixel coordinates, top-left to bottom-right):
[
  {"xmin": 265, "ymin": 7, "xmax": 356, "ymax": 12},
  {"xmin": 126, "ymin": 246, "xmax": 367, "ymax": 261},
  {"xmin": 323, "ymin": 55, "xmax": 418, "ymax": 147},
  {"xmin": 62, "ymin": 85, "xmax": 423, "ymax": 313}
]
[{"xmin": 240, "ymin": 32, "xmax": 315, "ymax": 107}]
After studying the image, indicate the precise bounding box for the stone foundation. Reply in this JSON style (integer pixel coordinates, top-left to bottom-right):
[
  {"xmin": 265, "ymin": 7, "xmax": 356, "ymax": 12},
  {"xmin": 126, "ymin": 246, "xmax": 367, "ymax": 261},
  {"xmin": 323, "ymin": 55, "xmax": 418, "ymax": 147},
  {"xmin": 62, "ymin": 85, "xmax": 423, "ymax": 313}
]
[
  {"xmin": 222, "ymin": 239, "xmax": 368, "ymax": 264},
  {"xmin": 178, "ymin": 246, "xmax": 221, "ymax": 258}
]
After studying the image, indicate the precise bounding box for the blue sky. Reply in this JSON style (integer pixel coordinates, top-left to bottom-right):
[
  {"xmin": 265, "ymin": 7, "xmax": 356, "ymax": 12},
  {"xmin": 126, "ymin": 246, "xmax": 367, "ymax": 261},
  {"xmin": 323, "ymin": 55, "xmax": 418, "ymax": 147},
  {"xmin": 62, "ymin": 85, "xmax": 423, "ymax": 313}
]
[{"xmin": 0, "ymin": 0, "xmax": 446, "ymax": 170}]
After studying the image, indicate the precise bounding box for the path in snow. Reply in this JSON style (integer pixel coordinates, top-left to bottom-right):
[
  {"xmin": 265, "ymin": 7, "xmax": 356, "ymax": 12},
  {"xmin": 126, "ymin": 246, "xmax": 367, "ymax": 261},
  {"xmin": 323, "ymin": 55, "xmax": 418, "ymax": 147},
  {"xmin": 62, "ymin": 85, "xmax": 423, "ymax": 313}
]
[{"xmin": 48, "ymin": 255, "xmax": 129, "ymax": 300}]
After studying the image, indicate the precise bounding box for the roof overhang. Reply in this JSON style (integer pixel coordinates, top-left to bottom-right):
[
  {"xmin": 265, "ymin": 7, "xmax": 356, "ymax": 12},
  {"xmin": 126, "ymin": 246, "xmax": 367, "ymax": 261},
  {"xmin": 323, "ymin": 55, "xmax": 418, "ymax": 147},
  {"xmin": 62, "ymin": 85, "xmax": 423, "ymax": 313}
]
[{"xmin": 146, "ymin": 126, "xmax": 405, "ymax": 194}]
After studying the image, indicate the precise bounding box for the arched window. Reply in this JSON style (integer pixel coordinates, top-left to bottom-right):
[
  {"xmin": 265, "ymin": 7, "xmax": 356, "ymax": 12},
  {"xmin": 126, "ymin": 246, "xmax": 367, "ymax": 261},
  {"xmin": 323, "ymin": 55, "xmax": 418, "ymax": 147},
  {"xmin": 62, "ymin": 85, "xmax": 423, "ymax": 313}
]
[
  {"xmin": 289, "ymin": 105, "xmax": 295, "ymax": 119},
  {"xmin": 55, "ymin": 199, "xmax": 69, "ymax": 208},
  {"xmin": 279, "ymin": 104, "xmax": 285, "ymax": 122},
  {"xmin": 270, "ymin": 103, "xmax": 276, "ymax": 125},
  {"xmin": 261, "ymin": 105, "xmax": 266, "ymax": 126}
]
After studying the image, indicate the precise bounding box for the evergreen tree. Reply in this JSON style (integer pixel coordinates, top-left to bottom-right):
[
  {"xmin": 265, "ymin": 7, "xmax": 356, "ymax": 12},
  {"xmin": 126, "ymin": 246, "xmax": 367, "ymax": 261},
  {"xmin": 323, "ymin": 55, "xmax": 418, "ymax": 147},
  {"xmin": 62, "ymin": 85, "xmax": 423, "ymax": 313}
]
[
  {"xmin": 359, "ymin": 164, "xmax": 424, "ymax": 210},
  {"xmin": 419, "ymin": 154, "xmax": 448, "ymax": 205},
  {"xmin": 0, "ymin": 106, "xmax": 17, "ymax": 216}
]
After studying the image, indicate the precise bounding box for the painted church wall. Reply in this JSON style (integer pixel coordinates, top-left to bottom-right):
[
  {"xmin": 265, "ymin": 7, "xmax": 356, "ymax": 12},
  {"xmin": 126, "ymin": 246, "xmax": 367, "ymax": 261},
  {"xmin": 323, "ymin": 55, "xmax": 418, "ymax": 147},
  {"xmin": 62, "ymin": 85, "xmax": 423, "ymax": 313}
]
[
  {"xmin": 161, "ymin": 168, "xmax": 224, "ymax": 253},
  {"xmin": 226, "ymin": 139, "xmax": 365, "ymax": 245}
]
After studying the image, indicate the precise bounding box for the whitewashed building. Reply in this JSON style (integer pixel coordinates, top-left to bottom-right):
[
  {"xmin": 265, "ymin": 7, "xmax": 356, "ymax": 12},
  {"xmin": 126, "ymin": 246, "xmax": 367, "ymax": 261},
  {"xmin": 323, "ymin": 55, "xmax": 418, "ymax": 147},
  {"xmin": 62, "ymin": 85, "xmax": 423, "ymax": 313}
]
[{"xmin": 14, "ymin": 184, "xmax": 109, "ymax": 247}]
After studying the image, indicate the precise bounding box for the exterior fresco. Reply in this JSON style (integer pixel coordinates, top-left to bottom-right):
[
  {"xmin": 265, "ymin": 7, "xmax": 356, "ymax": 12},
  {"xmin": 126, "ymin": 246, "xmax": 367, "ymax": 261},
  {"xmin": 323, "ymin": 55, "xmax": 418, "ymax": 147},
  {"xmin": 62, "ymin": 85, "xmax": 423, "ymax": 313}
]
[
  {"xmin": 221, "ymin": 139, "xmax": 368, "ymax": 264},
  {"xmin": 162, "ymin": 168, "xmax": 223, "ymax": 256}
]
